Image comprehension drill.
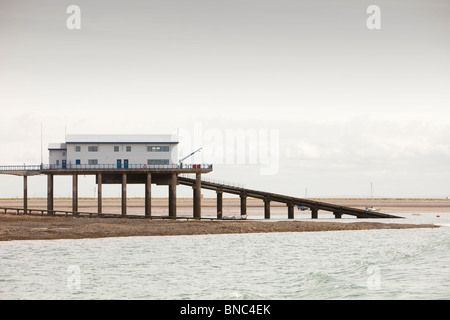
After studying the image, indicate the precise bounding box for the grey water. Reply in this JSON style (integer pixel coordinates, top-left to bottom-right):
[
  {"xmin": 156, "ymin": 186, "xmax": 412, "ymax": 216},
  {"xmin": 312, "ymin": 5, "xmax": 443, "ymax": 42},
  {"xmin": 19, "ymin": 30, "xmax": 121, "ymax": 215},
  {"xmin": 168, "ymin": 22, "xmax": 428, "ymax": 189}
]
[{"xmin": 1, "ymin": 215, "xmax": 450, "ymax": 300}]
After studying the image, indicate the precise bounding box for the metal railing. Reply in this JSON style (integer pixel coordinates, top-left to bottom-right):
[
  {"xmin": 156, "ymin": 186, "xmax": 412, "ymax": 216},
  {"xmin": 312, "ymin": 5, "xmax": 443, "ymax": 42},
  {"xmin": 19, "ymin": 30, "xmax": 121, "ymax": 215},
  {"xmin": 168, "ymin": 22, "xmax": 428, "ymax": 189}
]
[
  {"xmin": 179, "ymin": 174, "xmax": 246, "ymax": 189},
  {"xmin": 0, "ymin": 165, "xmax": 42, "ymax": 171},
  {"xmin": 0, "ymin": 164, "xmax": 213, "ymax": 171}
]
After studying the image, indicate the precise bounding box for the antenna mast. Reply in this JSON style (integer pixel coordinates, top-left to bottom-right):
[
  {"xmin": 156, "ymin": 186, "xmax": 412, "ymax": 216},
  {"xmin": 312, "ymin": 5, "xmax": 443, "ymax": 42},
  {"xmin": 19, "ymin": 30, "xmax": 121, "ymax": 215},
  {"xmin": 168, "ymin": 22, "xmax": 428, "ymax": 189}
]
[{"xmin": 40, "ymin": 123, "xmax": 43, "ymax": 165}]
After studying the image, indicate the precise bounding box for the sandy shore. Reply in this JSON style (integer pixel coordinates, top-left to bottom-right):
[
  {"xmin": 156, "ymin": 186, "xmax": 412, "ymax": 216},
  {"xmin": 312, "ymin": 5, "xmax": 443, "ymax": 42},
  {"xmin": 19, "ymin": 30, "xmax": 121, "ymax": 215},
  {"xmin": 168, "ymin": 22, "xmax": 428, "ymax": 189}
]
[
  {"xmin": 0, "ymin": 198, "xmax": 445, "ymax": 240},
  {"xmin": 0, "ymin": 214, "xmax": 437, "ymax": 241}
]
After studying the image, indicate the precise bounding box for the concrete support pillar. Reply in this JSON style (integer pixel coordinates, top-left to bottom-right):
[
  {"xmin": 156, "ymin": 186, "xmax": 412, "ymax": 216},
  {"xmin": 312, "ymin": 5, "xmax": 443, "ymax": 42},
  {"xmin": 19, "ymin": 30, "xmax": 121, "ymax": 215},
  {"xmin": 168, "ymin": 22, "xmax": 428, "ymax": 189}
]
[
  {"xmin": 193, "ymin": 173, "xmax": 201, "ymax": 219},
  {"xmin": 264, "ymin": 197, "xmax": 271, "ymax": 219},
  {"xmin": 311, "ymin": 208, "xmax": 318, "ymax": 219},
  {"xmin": 72, "ymin": 174, "xmax": 78, "ymax": 214},
  {"xmin": 334, "ymin": 212, "xmax": 342, "ymax": 219},
  {"xmin": 216, "ymin": 189, "xmax": 223, "ymax": 219},
  {"xmin": 145, "ymin": 173, "xmax": 152, "ymax": 218},
  {"xmin": 122, "ymin": 173, "xmax": 127, "ymax": 217},
  {"xmin": 97, "ymin": 173, "xmax": 102, "ymax": 215},
  {"xmin": 168, "ymin": 173, "xmax": 177, "ymax": 218},
  {"xmin": 47, "ymin": 174, "xmax": 54, "ymax": 214},
  {"xmin": 288, "ymin": 203, "xmax": 294, "ymax": 219},
  {"xmin": 192, "ymin": 187, "xmax": 198, "ymax": 218},
  {"xmin": 240, "ymin": 192, "xmax": 247, "ymax": 216},
  {"xmin": 23, "ymin": 175, "xmax": 28, "ymax": 214}
]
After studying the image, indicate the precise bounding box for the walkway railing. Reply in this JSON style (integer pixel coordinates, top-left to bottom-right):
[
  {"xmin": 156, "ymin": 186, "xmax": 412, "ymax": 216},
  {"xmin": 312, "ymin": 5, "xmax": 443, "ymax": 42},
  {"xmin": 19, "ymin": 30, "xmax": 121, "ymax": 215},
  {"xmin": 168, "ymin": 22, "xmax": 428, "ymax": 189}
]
[
  {"xmin": 0, "ymin": 165, "xmax": 41, "ymax": 171},
  {"xmin": 0, "ymin": 164, "xmax": 213, "ymax": 171},
  {"xmin": 179, "ymin": 174, "xmax": 246, "ymax": 189}
]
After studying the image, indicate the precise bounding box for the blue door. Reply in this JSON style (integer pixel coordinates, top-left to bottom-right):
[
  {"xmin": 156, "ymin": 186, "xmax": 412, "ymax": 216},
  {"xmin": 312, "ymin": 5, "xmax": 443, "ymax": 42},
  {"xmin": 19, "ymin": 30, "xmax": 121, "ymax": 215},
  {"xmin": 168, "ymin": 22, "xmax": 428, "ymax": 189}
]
[
  {"xmin": 124, "ymin": 159, "xmax": 129, "ymax": 169},
  {"xmin": 117, "ymin": 159, "xmax": 122, "ymax": 169},
  {"xmin": 62, "ymin": 160, "xmax": 67, "ymax": 169}
]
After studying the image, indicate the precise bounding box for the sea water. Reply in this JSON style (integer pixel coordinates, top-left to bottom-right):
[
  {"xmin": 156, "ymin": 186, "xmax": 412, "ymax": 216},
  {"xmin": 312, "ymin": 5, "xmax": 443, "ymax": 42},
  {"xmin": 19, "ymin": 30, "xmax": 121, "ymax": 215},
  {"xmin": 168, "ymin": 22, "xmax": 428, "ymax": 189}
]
[{"xmin": 1, "ymin": 214, "xmax": 450, "ymax": 300}]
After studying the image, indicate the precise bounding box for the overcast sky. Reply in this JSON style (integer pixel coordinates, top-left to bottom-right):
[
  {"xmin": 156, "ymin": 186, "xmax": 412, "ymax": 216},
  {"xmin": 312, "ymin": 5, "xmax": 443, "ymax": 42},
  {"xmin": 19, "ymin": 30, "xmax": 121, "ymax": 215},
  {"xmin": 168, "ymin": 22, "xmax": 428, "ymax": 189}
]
[{"xmin": 0, "ymin": 0, "xmax": 449, "ymax": 199}]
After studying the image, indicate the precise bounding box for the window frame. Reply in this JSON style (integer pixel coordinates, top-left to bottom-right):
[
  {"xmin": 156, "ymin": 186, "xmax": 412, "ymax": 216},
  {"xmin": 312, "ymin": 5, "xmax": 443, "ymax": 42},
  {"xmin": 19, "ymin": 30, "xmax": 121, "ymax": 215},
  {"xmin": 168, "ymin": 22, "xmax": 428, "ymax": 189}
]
[{"xmin": 147, "ymin": 159, "xmax": 170, "ymax": 165}]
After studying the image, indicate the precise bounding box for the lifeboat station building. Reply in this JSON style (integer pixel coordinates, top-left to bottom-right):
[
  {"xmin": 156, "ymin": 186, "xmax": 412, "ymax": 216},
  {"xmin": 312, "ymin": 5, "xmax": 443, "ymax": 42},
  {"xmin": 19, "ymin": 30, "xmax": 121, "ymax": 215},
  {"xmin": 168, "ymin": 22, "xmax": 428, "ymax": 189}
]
[
  {"xmin": 48, "ymin": 134, "xmax": 180, "ymax": 169},
  {"xmin": 0, "ymin": 134, "xmax": 213, "ymax": 219}
]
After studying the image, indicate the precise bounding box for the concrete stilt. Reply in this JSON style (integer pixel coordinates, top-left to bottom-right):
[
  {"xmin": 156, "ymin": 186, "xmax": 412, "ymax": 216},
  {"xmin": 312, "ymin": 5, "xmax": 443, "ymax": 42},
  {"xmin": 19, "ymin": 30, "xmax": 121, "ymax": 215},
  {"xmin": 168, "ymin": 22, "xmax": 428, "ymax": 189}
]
[
  {"xmin": 240, "ymin": 192, "xmax": 247, "ymax": 216},
  {"xmin": 145, "ymin": 173, "xmax": 151, "ymax": 218},
  {"xmin": 47, "ymin": 174, "xmax": 54, "ymax": 214},
  {"xmin": 23, "ymin": 175, "xmax": 28, "ymax": 214},
  {"xmin": 288, "ymin": 203, "xmax": 294, "ymax": 219},
  {"xmin": 169, "ymin": 173, "xmax": 177, "ymax": 218},
  {"xmin": 72, "ymin": 174, "xmax": 78, "ymax": 214},
  {"xmin": 193, "ymin": 187, "xmax": 197, "ymax": 217},
  {"xmin": 311, "ymin": 208, "xmax": 318, "ymax": 219},
  {"xmin": 334, "ymin": 212, "xmax": 342, "ymax": 219},
  {"xmin": 97, "ymin": 173, "xmax": 102, "ymax": 215},
  {"xmin": 264, "ymin": 197, "xmax": 270, "ymax": 219},
  {"xmin": 216, "ymin": 189, "xmax": 223, "ymax": 220},
  {"xmin": 122, "ymin": 173, "xmax": 127, "ymax": 217},
  {"xmin": 194, "ymin": 173, "xmax": 201, "ymax": 219}
]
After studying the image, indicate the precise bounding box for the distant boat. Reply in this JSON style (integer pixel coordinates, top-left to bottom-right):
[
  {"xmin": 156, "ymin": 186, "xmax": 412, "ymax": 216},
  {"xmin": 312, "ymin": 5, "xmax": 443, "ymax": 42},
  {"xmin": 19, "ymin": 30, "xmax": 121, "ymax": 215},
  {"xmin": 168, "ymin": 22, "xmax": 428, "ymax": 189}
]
[
  {"xmin": 222, "ymin": 215, "xmax": 247, "ymax": 220},
  {"xmin": 366, "ymin": 182, "xmax": 381, "ymax": 212},
  {"xmin": 297, "ymin": 206, "xmax": 310, "ymax": 211}
]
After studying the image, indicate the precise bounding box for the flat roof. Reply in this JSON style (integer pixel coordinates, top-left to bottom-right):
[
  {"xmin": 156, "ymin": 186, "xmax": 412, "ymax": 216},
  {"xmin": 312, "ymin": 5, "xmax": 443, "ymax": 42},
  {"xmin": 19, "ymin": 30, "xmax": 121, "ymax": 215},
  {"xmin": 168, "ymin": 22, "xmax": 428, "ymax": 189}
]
[
  {"xmin": 48, "ymin": 143, "xmax": 67, "ymax": 150},
  {"xmin": 64, "ymin": 134, "xmax": 179, "ymax": 144}
]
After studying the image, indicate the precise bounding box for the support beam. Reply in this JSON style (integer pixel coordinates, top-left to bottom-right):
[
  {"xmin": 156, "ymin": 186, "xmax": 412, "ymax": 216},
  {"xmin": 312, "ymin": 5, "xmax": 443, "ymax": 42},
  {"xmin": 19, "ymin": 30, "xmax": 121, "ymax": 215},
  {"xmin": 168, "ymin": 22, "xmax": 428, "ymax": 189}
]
[
  {"xmin": 216, "ymin": 189, "xmax": 223, "ymax": 219},
  {"xmin": 122, "ymin": 173, "xmax": 127, "ymax": 217},
  {"xmin": 168, "ymin": 173, "xmax": 177, "ymax": 218},
  {"xmin": 97, "ymin": 173, "xmax": 102, "ymax": 215},
  {"xmin": 287, "ymin": 203, "xmax": 294, "ymax": 219},
  {"xmin": 193, "ymin": 173, "xmax": 201, "ymax": 219},
  {"xmin": 264, "ymin": 197, "xmax": 270, "ymax": 219},
  {"xmin": 47, "ymin": 174, "xmax": 53, "ymax": 214},
  {"xmin": 240, "ymin": 192, "xmax": 247, "ymax": 216},
  {"xmin": 145, "ymin": 173, "xmax": 152, "ymax": 218},
  {"xmin": 72, "ymin": 174, "xmax": 78, "ymax": 214},
  {"xmin": 23, "ymin": 175, "xmax": 28, "ymax": 214},
  {"xmin": 333, "ymin": 211, "xmax": 342, "ymax": 219},
  {"xmin": 311, "ymin": 208, "xmax": 318, "ymax": 219}
]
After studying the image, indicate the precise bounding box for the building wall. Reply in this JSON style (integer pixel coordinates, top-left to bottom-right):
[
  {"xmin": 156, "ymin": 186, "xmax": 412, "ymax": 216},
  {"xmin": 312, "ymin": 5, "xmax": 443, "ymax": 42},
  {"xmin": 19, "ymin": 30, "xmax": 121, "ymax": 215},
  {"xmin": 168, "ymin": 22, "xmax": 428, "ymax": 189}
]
[
  {"xmin": 49, "ymin": 149, "xmax": 67, "ymax": 166},
  {"xmin": 63, "ymin": 143, "xmax": 179, "ymax": 166}
]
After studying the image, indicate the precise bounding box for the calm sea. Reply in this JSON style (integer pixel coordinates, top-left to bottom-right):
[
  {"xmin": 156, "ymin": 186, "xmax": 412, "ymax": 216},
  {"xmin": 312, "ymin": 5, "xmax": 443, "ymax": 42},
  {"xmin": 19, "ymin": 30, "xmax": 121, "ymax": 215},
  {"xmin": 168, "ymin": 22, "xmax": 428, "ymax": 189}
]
[{"xmin": 1, "ymin": 213, "xmax": 449, "ymax": 300}]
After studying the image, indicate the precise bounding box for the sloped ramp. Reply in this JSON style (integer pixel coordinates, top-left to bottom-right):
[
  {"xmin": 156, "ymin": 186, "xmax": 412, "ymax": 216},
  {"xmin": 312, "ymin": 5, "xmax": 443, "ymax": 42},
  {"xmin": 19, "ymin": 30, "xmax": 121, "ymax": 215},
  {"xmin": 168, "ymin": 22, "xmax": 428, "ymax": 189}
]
[{"xmin": 178, "ymin": 177, "xmax": 402, "ymax": 219}]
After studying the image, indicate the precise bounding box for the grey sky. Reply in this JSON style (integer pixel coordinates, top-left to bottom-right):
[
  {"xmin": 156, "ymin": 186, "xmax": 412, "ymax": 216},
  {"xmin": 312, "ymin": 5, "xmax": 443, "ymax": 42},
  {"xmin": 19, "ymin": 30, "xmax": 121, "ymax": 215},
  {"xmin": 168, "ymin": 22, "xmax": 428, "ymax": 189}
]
[{"xmin": 0, "ymin": 0, "xmax": 449, "ymax": 198}]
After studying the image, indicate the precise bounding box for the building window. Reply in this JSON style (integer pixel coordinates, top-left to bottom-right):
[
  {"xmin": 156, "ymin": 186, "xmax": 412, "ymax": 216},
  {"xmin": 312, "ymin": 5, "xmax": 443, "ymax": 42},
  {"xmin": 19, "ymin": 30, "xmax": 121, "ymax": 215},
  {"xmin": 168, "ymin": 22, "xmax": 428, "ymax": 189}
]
[
  {"xmin": 88, "ymin": 159, "xmax": 98, "ymax": 165},
  {"xmin": 114, "ymin": 146, "xmax": 119, "ymax": 152},
  {"xmin": 147, "ymin": 146, "xmax": 169, "ymax": 152},
  {"xmin": 56, "ymin": 160, "xmax": 60, "ymax": 165},
  {"xmin": 126, "ymin": 146, "xmax": 132, "ymax": 152},
  {"xmin": 147, "ymin": 159, "xmax": 169, "ymax": 165},
  {"xmin": 76, "ymin": 159, "xmax": 81, "ymax": 165},
  {"xmin": 75, "ymin": 146, "xmax": 81, "ymax": 152},
  {"xmin": 62, "ymin": 152, "xmax": 66, "ymax": 156},
  {"xmin": 88, "ymin": 146, "xmax": 98, "ymax": 152}
]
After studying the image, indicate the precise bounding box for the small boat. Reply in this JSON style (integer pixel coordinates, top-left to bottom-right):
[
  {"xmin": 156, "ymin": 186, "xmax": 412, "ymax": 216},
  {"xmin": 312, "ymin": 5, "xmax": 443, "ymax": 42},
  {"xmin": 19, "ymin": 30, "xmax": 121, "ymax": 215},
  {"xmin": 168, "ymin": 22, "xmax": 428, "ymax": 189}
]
[
  {"xmin": 222, "ymin": 215, "xmax": 247, "ymax": 220},
  {"xmin": 365, "ymin": 183, "xmax": 381, "ymax": 212},
  {"xmin": 365, "ymin": 206, "xmax": 380, "ymax": 212},
  {"xmin": 297, "ymin": 206, "xmax": 310, "ymax": 211}
]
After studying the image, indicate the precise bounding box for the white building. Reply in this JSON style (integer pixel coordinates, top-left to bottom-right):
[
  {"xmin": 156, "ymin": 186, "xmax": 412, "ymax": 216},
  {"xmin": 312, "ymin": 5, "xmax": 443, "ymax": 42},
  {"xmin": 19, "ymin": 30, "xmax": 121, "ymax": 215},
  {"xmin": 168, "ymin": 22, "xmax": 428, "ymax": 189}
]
[{"xmin": 48, "ymin": 134, "xmax": 179, "ymax": 169}]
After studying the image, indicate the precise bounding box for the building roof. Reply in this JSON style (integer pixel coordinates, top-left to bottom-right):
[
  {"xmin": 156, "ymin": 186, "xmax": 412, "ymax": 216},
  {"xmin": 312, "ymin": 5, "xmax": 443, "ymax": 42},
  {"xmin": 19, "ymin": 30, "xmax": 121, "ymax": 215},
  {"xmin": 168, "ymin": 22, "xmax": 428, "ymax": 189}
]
[
  {"xmin": 48, "ymin": 143, "xmax": 67, "ymax": 150},
  {"xmin": 65, "ymin": 134, "xmax": 178, "ymax": 144}
]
